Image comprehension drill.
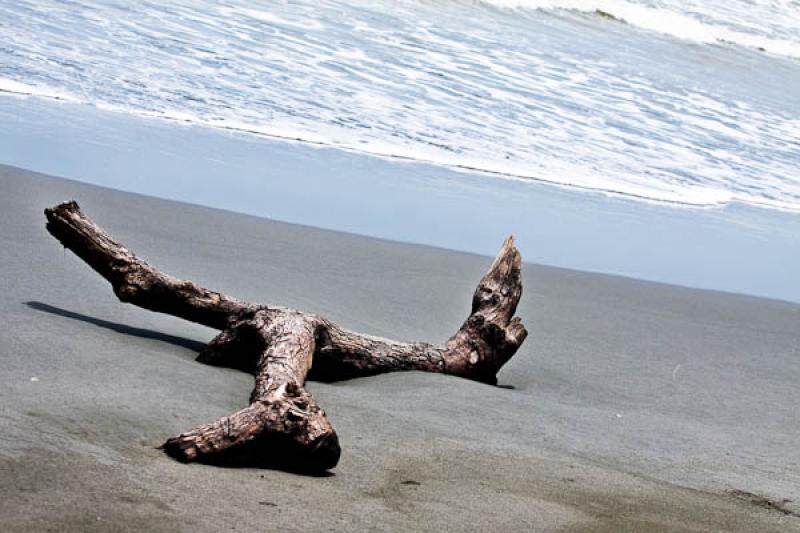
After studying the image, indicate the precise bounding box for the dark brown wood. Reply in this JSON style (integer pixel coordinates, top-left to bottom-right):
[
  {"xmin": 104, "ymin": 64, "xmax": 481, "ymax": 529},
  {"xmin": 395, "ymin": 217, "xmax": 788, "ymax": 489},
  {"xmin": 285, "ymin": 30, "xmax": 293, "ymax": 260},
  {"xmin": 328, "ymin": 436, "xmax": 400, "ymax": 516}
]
[{"xmin": 44, "ymin": 201, "xmax": 528, "ymax": 471}]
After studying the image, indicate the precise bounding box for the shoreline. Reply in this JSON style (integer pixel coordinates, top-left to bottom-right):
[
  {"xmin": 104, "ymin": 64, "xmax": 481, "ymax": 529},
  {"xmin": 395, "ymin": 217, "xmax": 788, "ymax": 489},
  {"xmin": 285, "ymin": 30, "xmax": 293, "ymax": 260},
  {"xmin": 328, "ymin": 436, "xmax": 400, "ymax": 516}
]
[
  {"xmin": 2, "ymin": 96, "xmax": 799, "ymax": 304},
  {"xmin": 0, "ymin": 88, "xmax": 778, "ymax": 212},
  {"xmin": 2, "ymin": 161, "xmax": 797, "ymax": 308},
  {"xmin": 1, "ymin": 165, "xmax": 798, "ymax": 531}
]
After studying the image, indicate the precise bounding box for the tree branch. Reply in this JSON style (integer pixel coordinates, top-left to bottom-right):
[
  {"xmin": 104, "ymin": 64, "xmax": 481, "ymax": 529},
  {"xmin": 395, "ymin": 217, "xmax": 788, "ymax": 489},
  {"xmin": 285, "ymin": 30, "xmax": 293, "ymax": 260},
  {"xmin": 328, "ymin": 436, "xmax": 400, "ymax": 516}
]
[
  {"xmin": 44, "ymin": 201, "xmax": 527, "ymax": 471},
  {"xmin": 45, "ymin": 201, "xmax": 254, "ymax": 330}
]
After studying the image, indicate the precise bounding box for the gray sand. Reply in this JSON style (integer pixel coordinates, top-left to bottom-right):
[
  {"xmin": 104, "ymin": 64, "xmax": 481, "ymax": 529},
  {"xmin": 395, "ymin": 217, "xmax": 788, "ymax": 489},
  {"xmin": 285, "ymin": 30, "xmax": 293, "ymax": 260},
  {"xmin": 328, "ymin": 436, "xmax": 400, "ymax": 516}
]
[{"xmin": 1, "ymin": 164, "xmax": 798, "ymax": 532}]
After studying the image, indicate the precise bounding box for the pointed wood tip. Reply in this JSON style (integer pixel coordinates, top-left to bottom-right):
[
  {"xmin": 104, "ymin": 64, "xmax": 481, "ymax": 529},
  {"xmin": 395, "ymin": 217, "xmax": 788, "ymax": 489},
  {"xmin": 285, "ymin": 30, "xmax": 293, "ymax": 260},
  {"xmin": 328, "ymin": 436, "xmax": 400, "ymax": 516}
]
[
  {"xmin": 497, "ymin": 235, "xmax": 520, "ymax": 264},
  {"xmin": 496, "ymin": 235, "xmax": 517, "ymax": 259},
  {"xmin": 489, "ymin": 236, "xmax": 522, "ymax": 281},
  {"xmin": 471, "ymin": 237, "xmax": 523, "ymax": 320}
]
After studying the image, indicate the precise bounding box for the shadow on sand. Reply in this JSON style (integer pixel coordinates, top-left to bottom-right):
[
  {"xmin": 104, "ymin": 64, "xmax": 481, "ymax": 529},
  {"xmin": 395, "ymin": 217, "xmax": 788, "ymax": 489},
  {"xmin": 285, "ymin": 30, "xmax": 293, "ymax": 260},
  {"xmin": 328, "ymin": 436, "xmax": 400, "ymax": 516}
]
[{"xmin": 25, "ymin": 300, "xmax": 207, "ymax": 353}]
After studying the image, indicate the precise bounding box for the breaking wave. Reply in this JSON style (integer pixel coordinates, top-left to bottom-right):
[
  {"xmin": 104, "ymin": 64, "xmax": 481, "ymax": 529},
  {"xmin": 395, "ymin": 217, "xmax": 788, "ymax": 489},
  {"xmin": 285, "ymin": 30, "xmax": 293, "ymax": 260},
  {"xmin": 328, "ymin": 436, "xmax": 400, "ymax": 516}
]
[{"xmin": 486, "ymin": 0, "xmax": 800, "ymax": 59}]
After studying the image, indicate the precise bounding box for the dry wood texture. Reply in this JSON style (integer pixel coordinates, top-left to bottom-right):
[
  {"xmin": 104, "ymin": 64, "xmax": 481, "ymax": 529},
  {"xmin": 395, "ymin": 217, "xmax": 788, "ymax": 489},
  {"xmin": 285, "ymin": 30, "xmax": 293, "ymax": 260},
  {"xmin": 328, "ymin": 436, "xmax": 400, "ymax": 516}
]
[{"xmin": 45, "ymin": 201, "xmax": 528, "ymax": 471}]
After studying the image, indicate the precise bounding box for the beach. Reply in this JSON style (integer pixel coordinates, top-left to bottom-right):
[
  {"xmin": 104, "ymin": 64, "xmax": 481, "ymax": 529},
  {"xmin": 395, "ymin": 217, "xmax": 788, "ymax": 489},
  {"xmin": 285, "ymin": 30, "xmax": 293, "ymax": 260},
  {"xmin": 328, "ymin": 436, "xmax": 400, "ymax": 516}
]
[
  {"xmin": 1, "ymin": 164, "xmax": 798, "ymax": 532},
  {"xmin": 2, "ymin": 0, "xmax": 799, "ymax": 530}
]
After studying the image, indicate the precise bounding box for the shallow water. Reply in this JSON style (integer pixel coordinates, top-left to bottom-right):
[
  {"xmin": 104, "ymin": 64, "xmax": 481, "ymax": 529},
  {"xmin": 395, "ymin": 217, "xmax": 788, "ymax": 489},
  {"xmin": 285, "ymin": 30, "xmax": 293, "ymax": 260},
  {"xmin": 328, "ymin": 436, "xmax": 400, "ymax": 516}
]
[
  {"xmin": 2, "ymin": 95, "xmax": 798, "ymax": 302},
  {"xmin": 1, "ymin": 0, "xmax": 799, "ymax": 210}
]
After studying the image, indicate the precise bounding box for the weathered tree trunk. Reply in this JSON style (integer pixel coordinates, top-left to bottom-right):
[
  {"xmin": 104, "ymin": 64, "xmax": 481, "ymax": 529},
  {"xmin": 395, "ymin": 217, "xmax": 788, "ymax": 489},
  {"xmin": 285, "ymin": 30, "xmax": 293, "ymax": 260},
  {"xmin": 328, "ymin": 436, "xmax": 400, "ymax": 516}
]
[{"xmin": 44, "ymin": 201, "xmax": 528, "ymax": 471}]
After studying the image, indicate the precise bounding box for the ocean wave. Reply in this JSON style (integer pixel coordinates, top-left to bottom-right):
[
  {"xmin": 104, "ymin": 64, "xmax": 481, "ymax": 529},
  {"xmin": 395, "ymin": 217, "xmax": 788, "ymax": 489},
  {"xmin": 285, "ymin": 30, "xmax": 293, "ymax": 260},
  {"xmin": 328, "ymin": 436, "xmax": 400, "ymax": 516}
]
[
  {"xmin": 485, "ymin": 0, "xmax": 800, "ymax": 59},
  {"xmin": 1, "ymin": 0, "xmax": 799, "ymax": 214},
  {"xmin": 5, "ymin": 78, "xmax": 798, "ymax": 213}
]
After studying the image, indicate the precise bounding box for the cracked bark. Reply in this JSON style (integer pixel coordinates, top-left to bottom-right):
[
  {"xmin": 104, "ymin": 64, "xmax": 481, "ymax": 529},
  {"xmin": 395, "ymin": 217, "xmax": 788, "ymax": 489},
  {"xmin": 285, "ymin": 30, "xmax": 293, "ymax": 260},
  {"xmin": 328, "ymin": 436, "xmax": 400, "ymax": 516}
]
[{"xmin": 45, "ymin": 201, "xmax": 528, "ymax": 472}]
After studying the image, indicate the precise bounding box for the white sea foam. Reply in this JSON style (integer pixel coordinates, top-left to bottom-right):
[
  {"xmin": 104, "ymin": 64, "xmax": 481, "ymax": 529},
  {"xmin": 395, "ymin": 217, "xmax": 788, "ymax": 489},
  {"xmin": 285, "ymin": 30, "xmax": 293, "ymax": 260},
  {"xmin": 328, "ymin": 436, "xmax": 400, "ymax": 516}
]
[
  {"xmin": 0, "ymin": 77, "xmax": 80, "ymax": 102},
  {"xmin": 0, "ymin": 0, "xmax": 799, "ymax": 211},
  {"xmin": 486, "ymin": 0, "xmax": 800, "ymax": 58}
]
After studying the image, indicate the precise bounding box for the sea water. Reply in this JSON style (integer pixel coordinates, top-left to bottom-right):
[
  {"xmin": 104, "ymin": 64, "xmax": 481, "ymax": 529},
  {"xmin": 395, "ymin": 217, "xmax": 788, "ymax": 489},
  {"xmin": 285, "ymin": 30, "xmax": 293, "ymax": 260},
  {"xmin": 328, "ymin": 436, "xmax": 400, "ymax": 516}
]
[
  {"xmin": 0, "ymin": 1, "xmax": 799, "ymax": 300},
  {"xmin": 2, "ymin": 0, "xmax": 799, "ymax": 210}
]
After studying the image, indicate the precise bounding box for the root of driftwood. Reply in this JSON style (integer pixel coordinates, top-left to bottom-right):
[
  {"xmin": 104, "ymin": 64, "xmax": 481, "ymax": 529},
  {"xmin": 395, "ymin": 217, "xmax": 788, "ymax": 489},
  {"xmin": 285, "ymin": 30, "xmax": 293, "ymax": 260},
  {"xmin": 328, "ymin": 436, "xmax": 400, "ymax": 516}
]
[{"xmin": 44, "ymin": 201, "xmax": 528, "ymax": 471}]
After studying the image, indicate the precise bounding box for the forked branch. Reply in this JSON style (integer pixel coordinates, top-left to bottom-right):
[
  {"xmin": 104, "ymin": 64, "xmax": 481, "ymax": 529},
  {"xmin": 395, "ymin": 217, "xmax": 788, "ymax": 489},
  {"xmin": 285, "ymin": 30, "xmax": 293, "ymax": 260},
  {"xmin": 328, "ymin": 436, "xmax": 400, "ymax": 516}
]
[{"xmin": 45, "ymin": 201, "xmax": 527, "ymax": 471}]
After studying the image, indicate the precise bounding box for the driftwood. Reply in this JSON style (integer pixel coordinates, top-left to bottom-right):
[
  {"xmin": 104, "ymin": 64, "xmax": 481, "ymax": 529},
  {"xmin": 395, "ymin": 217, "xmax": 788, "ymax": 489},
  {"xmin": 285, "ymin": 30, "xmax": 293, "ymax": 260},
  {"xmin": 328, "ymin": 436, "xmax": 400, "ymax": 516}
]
[{"xmin": 44, "ymin": 201, "xmax": 528, "ymax": 471}]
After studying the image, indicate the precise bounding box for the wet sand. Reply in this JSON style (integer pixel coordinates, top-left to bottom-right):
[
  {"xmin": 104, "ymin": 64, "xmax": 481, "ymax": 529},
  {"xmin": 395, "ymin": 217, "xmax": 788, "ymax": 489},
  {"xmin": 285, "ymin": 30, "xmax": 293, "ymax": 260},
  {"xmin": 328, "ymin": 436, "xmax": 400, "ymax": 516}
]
[{"xmin": 1, "ymin": 164, "xmax": 798, "ymax": 532}]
